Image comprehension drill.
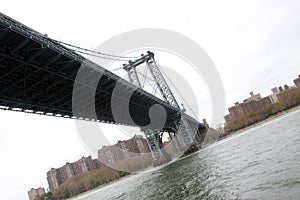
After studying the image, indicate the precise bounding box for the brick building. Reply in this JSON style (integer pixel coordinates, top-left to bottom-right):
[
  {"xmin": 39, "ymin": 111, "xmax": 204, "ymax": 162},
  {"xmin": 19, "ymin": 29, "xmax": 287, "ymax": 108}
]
[
  {"xmin": 294, "ymin": 75, "xmax": 300, "ymax": 88},
  {"xmin": 228, "ymin": 102, "xmax": 244, "ymax": 119},
  {"xmin": 224, "ymin": 75, "xmax": 300, "ymax": 131},
  {"xmin": 271, "ymin": 87, "xmax": 279, "ymax": 94},
  {"xmin": 224, "ymin": 114, "xmax": 232, "ymax": 124},
  {"xmin": 28, "ymin": 187, "xmax": 45, "ymax": 200},
  {"xmin": 269, "ymin": 84, "xmax": 296, "ymax": 104},
  {"xmin": 116, "ymin": 135, "xmax": 150, "ymax": 155},
  {"xmin": 241, "ymin": 100, "xmax": 260, "ymax": 114},
  {"xmin": 225, "ymin": 92, "xmax": 272, "ymax": 124},
  {"xmin": 276, "ymin": 87, "xmax": 298, "ymax": 106},
  {"xmin": 98, "ymin": 135, "xmax": 150, "ymax": 164},
  {"xmin": 47, "ymin": 156, "xmax": 101, "ymax": 192},
  {"xmin": 98, "ymin": 145, "xmax": 125, "ymax": 163},
  {"xmin": 244, "ymin": 91, "xmax": 261, "ymax": 102},
  {"xmin": 47, "ymin": 168, "xmax": 59, "ymax": 193},
  {"xmin": 269, "ymin": 93, "xmax": 279, "ymax": 104},
  {"xmin": 257, "ymin": 96, "xmax": 272, "ymax": 109}
]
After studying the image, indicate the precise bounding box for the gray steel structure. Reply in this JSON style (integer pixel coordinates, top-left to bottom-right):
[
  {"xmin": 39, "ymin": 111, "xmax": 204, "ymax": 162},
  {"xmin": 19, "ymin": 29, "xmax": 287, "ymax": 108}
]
[
  {"xmin": 123, "ymin": 52, "xmax": 207, "ymax": 164},
  {"xmin": 0, "ymin": 12, "xmax": 207, "ymax": 165}
]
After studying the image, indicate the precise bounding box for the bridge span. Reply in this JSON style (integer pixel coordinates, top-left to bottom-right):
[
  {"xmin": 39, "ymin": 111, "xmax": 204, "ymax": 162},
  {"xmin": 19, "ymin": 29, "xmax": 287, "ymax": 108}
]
[{"xmin": 0, "ymin": 12, "xmax": 207, "ymax": 166}]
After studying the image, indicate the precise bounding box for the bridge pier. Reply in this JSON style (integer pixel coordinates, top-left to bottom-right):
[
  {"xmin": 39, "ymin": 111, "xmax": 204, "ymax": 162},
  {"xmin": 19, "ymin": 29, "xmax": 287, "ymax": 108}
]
[
  {"xmin": 142, "ymin": 128, "xmax": 172, "ymax": 167},
  {"xmin": 168, "ymin": 132, "xmax": 182, "ymax": 153},
  {"xmin": 122, "ymin": 51, "xmax": 208, "ymax": 164},
  {"xmin": 177, "ymin": 118, "xmax": 195, "ymax": 150}
]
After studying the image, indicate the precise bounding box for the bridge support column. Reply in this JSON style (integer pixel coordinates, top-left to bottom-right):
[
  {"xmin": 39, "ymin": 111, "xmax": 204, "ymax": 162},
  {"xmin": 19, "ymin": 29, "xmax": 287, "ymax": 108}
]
[
  {"xmin": 177, "ymin": 118, "xmax": 195, "ymax": 149},
  {"xmin": 142, "ymin": 128, "xmax": 172, "ymax": 167},
  {"xmin": 168, "ymin": 132, "xmax": 182, "ymax": 154},
  {"xmin": 185, "ymin": 119, "xmax": 201, "ymax": 143}
]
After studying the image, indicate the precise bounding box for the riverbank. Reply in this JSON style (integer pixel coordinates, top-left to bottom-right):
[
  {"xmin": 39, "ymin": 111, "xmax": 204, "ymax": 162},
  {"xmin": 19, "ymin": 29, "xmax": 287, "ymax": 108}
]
[
  {"xmin": 219, "ymin": 104, "xmax": 300, "ymax": 140},
  {"xmin": 71, "ymin": 110, "xmax": 300, "ymax": 200},
  {"xmin": 47, "ymin": 153, "xmax": 152, "ymax": 200},
  {"xmin": 57, "ymin": 106, "xmax": 300, "ymax": 200},
  {"xmin": 67, "ymin": 172, "xmax": 137, "ymax": 200},
  {"xmin": 68, "ymin": 164, "xmax": 159, "ymax": 200}
]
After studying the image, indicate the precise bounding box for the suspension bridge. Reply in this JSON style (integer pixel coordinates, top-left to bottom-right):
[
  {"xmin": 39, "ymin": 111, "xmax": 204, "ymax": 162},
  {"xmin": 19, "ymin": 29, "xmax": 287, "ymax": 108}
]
[{"xmin": 0, "ymin": 12, "xmax": 208, "ymax": 166}]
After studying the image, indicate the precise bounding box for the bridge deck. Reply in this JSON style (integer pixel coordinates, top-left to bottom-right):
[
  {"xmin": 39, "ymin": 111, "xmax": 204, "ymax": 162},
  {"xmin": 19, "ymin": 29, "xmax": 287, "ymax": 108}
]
[{"xmin": 0, "ymin": 12, "xmax": 181, "ymax": 130}]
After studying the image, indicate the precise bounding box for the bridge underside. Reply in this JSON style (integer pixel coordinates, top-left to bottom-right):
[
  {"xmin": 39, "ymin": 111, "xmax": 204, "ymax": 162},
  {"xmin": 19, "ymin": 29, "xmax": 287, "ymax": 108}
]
[
  {"xmin": 0, "ymin": 13, "xmax": 181, "ymax": 131},
  {"xmin": 0, "ymin": 13, "xmax": 208, "ymax": 166}
]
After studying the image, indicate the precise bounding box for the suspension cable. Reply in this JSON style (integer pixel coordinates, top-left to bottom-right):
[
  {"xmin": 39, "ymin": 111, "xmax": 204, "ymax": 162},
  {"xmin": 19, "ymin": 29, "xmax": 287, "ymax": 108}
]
[
  {"xmin": 157, "ymin": 62, "xmax": 202, "ymax": 121},
  {"xmin": 22, "ymin": 26, "xmax": 139, "ymax": 61},
  {"xmin": 69, "ymin": 48, "xmax": 132, "ymax": 62},
  {"xmin": 51, "ymin": 39, "xmax": 139, "ymax": 60}
]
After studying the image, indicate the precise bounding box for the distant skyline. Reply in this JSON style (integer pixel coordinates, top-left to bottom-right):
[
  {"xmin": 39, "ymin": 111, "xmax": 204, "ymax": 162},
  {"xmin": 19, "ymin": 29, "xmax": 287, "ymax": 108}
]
[
  {"xmin": 228, "ymin": 75, "xmax": 300, "ymax": 105},
  {"xmin": 1, "ymin": 0, "xmax": 300, "ymax": 199}
]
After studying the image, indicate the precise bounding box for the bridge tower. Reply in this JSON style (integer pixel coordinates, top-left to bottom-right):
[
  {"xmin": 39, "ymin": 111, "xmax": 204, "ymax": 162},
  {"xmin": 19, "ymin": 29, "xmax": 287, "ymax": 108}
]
[{"xmin": 123, "ymin": 51, "xmax": 202, "ymax": 166}]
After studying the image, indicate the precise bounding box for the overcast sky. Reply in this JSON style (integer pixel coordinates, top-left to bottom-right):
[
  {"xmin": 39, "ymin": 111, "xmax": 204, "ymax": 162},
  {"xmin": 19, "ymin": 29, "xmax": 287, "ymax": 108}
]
[{"xmin": 1, "ymin": 0, "xmax": 300, "ymax": 199}]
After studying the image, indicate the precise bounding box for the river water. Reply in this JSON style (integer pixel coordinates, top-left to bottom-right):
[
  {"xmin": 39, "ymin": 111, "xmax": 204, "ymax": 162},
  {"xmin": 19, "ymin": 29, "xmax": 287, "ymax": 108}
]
[{"xmin": 74, "ymin": 108, "xmax": 300, "ymax": 200}]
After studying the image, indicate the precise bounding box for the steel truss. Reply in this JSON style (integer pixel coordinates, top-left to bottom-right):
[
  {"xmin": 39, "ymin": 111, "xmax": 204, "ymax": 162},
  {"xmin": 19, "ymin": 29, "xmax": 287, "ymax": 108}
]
[{"xmin": 123, "ymin": 51, "xmax": 205, "ymax": 164}]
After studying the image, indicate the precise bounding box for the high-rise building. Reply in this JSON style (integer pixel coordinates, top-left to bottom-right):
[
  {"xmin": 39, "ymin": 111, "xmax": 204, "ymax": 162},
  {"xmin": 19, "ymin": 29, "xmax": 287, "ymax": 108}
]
[
  {"xmin": 241, "ymin": 100, "xmax": 260, "ymax": 114},
  {"xmin": 228, "ymin": 102, "xmax": 244, "ymax": 119},
  {"xmin": 224, "ymin": 75, "xmax": 300, "ymax": 131},
  {"xmin": 271, "ymin": 87, "xmax": 279, "ymax": 94},
  {"xmin": 243, "ymin": 91, "xmax": 261, "ymax": 102},
  {"xmin": 269, "ymin": 93, "xmax": 279, "ymax": 104},
  {"xmin": 224, "ymin": 114, "xmax": 232, "ymax": 125},
  {"xmin": 47, "ymin": 168, "xmax": 59, "ymax": 193},
  {"xmin": 28, "ymin": 187, "xmax": 45, "ymax": 200},
  {"xmin": 47, "ymin": 156, "xmax": 101, "ymax": 192},
  {"xmin": 98, "ymin": 135, "xmax": 150, "ymax": 164},
  {"xmin": 98, "ymin": 145, "xmax": 125, "ymax": 163},
  {"xmin": 294, "ymin": 75, "xmax": 300, "ymax": 88},
  {"xmin": 226, "ymin": 92, "xmax": 272, "ymax": 121},
  {"xmin": 257, "ymin": 96, "xmax": 272, "ymax": 109},
  {"xmin": 134, "ymin": 135, "xmax": 150, "ymax": 153}
]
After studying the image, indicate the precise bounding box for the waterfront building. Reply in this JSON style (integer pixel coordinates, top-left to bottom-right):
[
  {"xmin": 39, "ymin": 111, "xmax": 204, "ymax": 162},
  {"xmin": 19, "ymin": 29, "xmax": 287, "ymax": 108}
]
[
  {"xmin": 241, "ymin": 100, "xmax": 260, "ymax": 114},
  {"xmin": 226, "ymin": 92, "xmax": 272, "ymax": 123},
  {"xmin": 98, "ymin": 145, "xmax": 125, "ymax": 163},
  {"xmin": 28, "ymin": 187, "xmax": 45, "ymax": 200},
  {"xmin": 224, "ymin": 114, "xmax": 232, "ymax": 124},
  {"xmin": 276, "ymin": 87, "xmax": 298, "ymax": 106},
  {"xmin": 47, "ymin": 156, "xmax": 101, "ymax": 192},
  {"xmin": 269, "ymin": 93, "xmax": 279, "ymax": 104},
  {"xmin": 228, "ymin": 102, "xmax": 244, "ymax": 119},
  {"xmin": 293, "ymin": 75, "xmax": 300, "ymax": 88},
  {"xmin": 243, "ymin": 91, "xmax": 261, "ymax": 102},
  {"xmin": 257, "ymin": 96, "xmax": 272, "ymax": 110},
  {"xmin": 47, "ymin": 168, "xmax": 59, "ymax": 193},
  {"xmin": 98, "ymin": 135, "xmax": 150, "ymax": 164},
  {"xmin": 271, "ymin": 87, "xmax": 279, "ymax": 94},
  {"xmin": 116, "ymin": 135, "xmax": 150, "ymax": 155},
  {"xmin": 224, "ymin": 75, "xmax": 300, "ymax": 132}
]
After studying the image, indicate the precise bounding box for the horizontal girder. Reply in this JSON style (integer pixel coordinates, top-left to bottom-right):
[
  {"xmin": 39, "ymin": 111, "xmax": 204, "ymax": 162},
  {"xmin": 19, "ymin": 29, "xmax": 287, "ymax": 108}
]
[{"xmin": 0, "ymin": 12, "xmax": 183, "ymax": 131}]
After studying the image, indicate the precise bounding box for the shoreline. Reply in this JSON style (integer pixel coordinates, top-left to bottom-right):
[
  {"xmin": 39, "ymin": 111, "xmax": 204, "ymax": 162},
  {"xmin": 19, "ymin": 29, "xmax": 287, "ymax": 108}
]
[
  {"xmin": 68, "ymin": 105, "xmax": 300, "ymax": 199},
  {"xmin": 68, "ymin": 172, "xmax": 137, "ymax": 200},
  {"xmin": 219, "ymin": 105, "xmax": 300, "ymax": 140}
]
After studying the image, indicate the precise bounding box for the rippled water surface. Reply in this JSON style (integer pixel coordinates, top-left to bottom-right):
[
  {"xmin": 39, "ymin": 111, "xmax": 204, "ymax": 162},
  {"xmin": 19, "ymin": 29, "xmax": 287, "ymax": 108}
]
[{"xmin": 74, "ymin": 109, "xmax": 300, "ymax": 200}]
